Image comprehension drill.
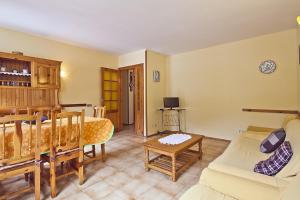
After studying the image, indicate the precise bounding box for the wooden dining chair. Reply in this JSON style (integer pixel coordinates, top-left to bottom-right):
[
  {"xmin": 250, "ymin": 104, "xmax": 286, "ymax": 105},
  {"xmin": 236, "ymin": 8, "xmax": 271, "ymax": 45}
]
[
  {"xmin": 0, "ymin": 113, "xmax": 42, "ymax": 200},
  {"xmin": 27, "ymin": 106, "xmax": 62, "ymax": 120},
  {"xmin": 93, "ymin": 106, "xmax": 106, "ymax": 118},
  {"xmin": 84, "ymin": 106, "xmax": 106, "ymax": 164},
  {"xmin": 42, "ymin": 109, "xmax": 85, "ymax": 198}
]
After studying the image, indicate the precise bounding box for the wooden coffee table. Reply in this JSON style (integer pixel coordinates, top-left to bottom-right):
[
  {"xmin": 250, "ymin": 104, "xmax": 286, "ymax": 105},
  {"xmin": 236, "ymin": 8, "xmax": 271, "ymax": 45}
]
[{"xmin": 144, "ymin": 133, "xmax": 204, "ymax": 181}]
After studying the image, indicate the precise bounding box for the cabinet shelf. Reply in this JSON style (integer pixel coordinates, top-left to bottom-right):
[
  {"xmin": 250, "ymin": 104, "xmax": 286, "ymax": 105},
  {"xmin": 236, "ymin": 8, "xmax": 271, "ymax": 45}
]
[
  {"xmin": 0, "ymin": 71, "xmax": 31, "ymax": 76},
  {"xmin": 0, "ymin": 80, "xmax": 31, "ymax": 87},
  {"xmin": 103, "ymin": 89, "xmax": 118, "ymax": 92},
  {"xmin": 0, "ymin": 51, "xmax": 61, "ymax": 108},
  {"xmin": 103, "ymin": 80, "xmax": 118, "ymax": 82}
]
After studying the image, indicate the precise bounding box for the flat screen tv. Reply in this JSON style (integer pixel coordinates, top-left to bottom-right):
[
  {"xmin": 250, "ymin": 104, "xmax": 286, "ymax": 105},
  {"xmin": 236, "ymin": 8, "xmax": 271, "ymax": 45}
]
[{"xmin": 164, "ymin": 97, "xmax": 179, "ymax": 109}]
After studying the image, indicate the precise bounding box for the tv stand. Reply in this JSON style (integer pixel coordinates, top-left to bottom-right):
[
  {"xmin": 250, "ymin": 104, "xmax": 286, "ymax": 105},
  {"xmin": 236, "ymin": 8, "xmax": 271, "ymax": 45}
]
[{"xmin": 158, "ymin": 108, "xmax": 186, "ymax": 133}]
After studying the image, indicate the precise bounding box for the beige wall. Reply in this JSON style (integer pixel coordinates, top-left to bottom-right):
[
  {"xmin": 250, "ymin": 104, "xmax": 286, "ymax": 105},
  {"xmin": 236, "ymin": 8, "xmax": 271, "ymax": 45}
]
[
  {"xmin": 118, "ymin": 49, "xmax": 145, "ymax": 67},
  {"xmin": 0, "ymin": 27, "xmax": 118, "ymax": 115},
  {"xmin": 1, "ymin": 27, "xmax": 298, "ymax": 139},
  {"xmin": 146, "ymin": 50, "xmax": 167, "ymax": 135},
  {"xmin": 166, "ymin": 29, "xmax": 298, "ymax": 140}
]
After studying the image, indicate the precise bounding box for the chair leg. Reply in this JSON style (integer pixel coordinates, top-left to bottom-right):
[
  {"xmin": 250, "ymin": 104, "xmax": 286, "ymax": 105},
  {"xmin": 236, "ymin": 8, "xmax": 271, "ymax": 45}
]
[
  {"xmin": 101, "ymin": 143, "xmax": 105, "ymax": 162},
  {"xmin": 34, "ymin": 163, "xmax": 41, "ymax": 200},
  {"xmin": 61, "ymin": 161, "xmax": 64, "ymax": 172},
  {"xmin": 25, "ymin": 173, "xmax": 29, "ymax": 182},
  {"xmin": 92, "ymin": 145, "xmax": 96, "ymax": 158},
  {"xmin": 78, "ymin": 150, "xmax": 84, "ymax": 185},
  {"xmin": 50, "ymin": 160, "xmax": 56, "ymax": 198}
]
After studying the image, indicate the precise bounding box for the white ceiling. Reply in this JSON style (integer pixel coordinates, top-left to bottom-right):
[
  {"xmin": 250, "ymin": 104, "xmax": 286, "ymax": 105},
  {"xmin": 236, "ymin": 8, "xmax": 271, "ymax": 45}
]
[{"xmin": 0, "ymin": 0, "xmax": 300, "ymax": 55}]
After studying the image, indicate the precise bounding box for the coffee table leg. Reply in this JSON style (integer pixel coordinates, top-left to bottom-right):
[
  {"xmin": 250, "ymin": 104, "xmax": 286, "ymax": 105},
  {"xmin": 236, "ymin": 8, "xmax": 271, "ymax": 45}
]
[
  {"xmin": 144, "ymin": 147, "xmax": 150, "ymax": 172},
  {"xmin": 198, "ymin": 141, "xmax": 203, "ymax": 160},
  {"xmin": 171, "ymin": 154, "xmax": 176, "ymax": 181}
]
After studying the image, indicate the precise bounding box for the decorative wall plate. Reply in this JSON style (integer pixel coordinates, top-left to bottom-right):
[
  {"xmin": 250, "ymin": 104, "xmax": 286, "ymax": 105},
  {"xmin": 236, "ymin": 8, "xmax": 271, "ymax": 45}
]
[
  {"xmin": 153, "ymin": 70, "xmax": 160, "ymax": 82},
  {"xmin": 259, "ymin": 60, "xmax": 276, "ymax": 74}
]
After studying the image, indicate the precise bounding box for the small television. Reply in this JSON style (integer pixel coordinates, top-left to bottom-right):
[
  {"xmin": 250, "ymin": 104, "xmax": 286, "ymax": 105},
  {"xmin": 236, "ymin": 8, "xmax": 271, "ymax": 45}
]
[{"xmin": 164, "ymin": 97, "xmax": 179, "ymax": 109}]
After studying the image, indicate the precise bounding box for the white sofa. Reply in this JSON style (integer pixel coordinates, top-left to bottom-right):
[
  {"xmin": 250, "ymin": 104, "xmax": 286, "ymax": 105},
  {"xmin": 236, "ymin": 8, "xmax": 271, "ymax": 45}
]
[{"xmin": 180, "ymin": 117, "xmax": 300, "ymax": 200}]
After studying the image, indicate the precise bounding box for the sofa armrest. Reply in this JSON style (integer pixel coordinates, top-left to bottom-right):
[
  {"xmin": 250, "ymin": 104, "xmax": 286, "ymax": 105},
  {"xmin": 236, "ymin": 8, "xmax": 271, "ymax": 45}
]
[
  {"xmin": 246, "ymin": 126, "xmax": 276, "ymax": 133},
  {"xmin": 200, "ymin": 166, "xmax": 288, "ymax": 200},
  {"xmin": 208, "ymin": 163, "xmax": 287, "ymax": 187},
  {"xmin": 179, "ymin": 183, "xmax": 236, "ymax": 200}
]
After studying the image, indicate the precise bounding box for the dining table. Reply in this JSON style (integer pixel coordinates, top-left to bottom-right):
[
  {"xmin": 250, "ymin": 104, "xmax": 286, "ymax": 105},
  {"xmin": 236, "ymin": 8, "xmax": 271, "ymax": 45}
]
[{"xmin": 0, "ymin": 116, "xmax": 114, "ymax": 159}]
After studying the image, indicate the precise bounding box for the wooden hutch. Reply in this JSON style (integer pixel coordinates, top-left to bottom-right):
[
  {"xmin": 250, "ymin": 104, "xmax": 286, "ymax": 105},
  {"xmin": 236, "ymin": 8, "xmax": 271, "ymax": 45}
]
[{"xmin": 0, "ymin": 52, "xmax": 61, "ymax": 108}]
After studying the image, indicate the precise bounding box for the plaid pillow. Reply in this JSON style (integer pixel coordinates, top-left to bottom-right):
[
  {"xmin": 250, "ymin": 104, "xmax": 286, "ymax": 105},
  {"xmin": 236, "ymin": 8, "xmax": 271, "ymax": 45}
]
[
  {"xmin": 260, "ymin": 128, "xmax": 286, "ymax": 153},
  {"xmin": 254, "ymin": 141, "xmax": 293, "ymax": 176}
]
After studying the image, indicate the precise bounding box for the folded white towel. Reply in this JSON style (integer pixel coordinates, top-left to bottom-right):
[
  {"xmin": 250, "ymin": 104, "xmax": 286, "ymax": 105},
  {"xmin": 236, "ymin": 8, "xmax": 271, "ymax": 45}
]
[{"xmin": 159, "ymin": 133, "xmax": 191, "ymax": 145}]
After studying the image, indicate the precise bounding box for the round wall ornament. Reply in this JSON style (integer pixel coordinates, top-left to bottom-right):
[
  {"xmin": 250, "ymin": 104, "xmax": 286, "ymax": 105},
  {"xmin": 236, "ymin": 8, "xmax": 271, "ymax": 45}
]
[{"xmin": 259, "ymin": 60, "xmax": 277, "ymax": 74}]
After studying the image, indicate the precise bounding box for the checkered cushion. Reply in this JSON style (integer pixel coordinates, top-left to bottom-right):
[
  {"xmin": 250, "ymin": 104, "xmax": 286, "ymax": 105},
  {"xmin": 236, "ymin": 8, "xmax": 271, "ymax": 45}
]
[
  {"xmin": 260, "ymin": 128, "xmax": 286, "ymax": 153},
  {"xmin": 254, "ymin": 141, "xmax": 293, "ymax": 176}
]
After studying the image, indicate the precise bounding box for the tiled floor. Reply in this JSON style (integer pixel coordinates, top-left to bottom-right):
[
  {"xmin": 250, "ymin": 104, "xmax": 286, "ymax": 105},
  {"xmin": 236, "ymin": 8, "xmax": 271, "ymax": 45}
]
[{"xmin": 3, "ymin": 126, "xmax": 230, "ymax": 200}]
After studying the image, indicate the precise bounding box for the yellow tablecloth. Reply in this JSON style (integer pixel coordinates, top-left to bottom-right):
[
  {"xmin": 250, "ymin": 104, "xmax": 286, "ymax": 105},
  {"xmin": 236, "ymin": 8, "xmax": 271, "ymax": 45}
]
[{"xmin": 0, "ymin": 117, "xmax": 114, "ymax": 159}]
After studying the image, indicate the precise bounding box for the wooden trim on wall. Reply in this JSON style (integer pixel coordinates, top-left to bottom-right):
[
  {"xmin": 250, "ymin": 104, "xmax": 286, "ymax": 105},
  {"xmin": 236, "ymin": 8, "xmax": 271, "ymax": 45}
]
[
  {"xmin": 60, "ymin": 103, "xmax": 92, "ymax": 108},
  {"xmin": 119, "ymin": 63, "xmax": 144, "ymax": 71},
  {"xmin": 0, "ymin": 52, "xmax": 62, "ymax": 65},
  {"xmin": 242, "ymin": 108, "xmax": 299, "ymax": 115}
]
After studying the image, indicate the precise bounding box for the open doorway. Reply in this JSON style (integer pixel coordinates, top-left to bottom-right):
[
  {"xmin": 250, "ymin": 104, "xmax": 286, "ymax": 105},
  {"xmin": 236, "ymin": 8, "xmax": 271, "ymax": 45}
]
[
  {"xmin": 120, "ymin": 69, "xmax": 135, "ymax": 131},
  {"xmin": 119, "ymin": 64, "xmax": 144, "ymax": 135}
]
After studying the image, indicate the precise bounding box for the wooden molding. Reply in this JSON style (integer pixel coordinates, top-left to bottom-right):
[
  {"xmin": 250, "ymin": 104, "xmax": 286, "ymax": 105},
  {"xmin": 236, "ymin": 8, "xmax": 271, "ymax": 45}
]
[
  {"xmin": 0, "ymin": 51, "xmax": 62, "ymax": 65},
  {"xmin": 242, "ymin": 108, "xmax": 299, "ymax": 115},
  {"xmin": 118, "ymin": 63, "xmax": 144, "ymax": 70},
  {"xmin": 60, "ymin": 103, "xmax": 92, "ymax": 108}
]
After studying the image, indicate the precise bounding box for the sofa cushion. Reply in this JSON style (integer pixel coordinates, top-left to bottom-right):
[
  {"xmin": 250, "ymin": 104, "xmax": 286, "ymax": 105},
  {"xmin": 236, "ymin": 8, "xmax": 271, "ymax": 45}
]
[
  {"xmin": 200, "ymin": 167, "xmax": 284, "ymax": 200},
  {"xmin": 254, "ymin": 141, "xmax": 293, "ymax": 176},
  {"xmin": 179, "ymin": 183, "xmax": 237, "ymax": 200},
  {"xmin": 281, "ymin": 174, "xmax": 300, "ymax": 200},
  {"xmin": 212, "ymin": 132, "xmax": 269, "ymax": 170},
  {"xmin": 277, "ymin": 119, "xmax": 300, "ymax": 178},
  {"xmin": 260, "ymin": 128, "xmax": 286, "ymax": 153}
]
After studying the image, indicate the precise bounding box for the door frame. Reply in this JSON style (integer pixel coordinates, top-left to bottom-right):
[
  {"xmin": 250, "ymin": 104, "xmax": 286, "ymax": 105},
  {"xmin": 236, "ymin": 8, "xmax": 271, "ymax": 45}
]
[{"xmin": 119, "ymin": 63, "xmax": 144, "ymax": 135}]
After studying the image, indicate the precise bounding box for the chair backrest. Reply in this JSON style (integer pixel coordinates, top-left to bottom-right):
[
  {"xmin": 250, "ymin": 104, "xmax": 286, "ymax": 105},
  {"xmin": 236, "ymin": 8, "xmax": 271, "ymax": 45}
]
[
  {"xmin": 50, "ymin": 110, "xmax": 85, "ymax": 155},
  {"xmin": 0, "ymin": 113, "xmax": 42, "ymax": 165},
  {"xmin": 27, "ymin": 106, "xmax": 61, "ymax": 120},
  {"xmin": 0, "ymin": 108, "xmax": 18, "ymax": 117},
  {"xmin": 93, "ymin": 106, "xmax": 105, "ymax": 118}
]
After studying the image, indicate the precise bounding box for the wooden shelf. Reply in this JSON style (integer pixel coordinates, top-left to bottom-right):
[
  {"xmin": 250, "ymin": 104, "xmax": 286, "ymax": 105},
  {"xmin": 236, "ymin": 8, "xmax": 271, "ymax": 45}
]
[
  {"xmin": 242, "ymin": 108, "xmax": 299, "ymax": 115},
  {"xmin": 0, "ymin": 85, "xmax": 31, "ymax": 88},
  {"xmin": 0, "ymin": 71, "xmax": 31, "ymax": 76},
  {"xmin": 0, "ymin": 51, "xmax": 61, "ymax": 108},
  {"xmin": 103, "ymin": 89, "xmax": 118, "ymax": 92},
  {"xmin": 103, "ymin": 80, "xmax": 118, "ymax": 82},
  {"xmin": 148, "ymin": 150, "xmax": 200, "ymax": 178},
  {"xmin": 0, "ymin": 80, "xmax": 31, "ymax": 87}
]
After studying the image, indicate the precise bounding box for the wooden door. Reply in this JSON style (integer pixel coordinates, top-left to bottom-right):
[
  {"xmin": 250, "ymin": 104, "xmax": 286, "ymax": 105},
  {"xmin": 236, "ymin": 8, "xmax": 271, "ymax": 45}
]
[
  {"xmin": 101, "ymin": 68, "xmax": 120, "ymax": 131},
  {"xmin": 134, "ymin": 65, "xmax": 144, "ymax": 135},
  {"xmin": 32, "ymin": 62, "xmax": 60, "ymax": 88}
]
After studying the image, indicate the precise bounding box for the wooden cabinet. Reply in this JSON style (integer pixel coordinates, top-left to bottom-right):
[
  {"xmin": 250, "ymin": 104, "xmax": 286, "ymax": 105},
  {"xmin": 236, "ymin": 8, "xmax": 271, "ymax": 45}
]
[
  {"xmin": 0, "ymin": 52, "xmax": 62, "ymax": 108},
  {"xmin": 32, "ymin": 62, "xmax": 60, "ymax": 88}
]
